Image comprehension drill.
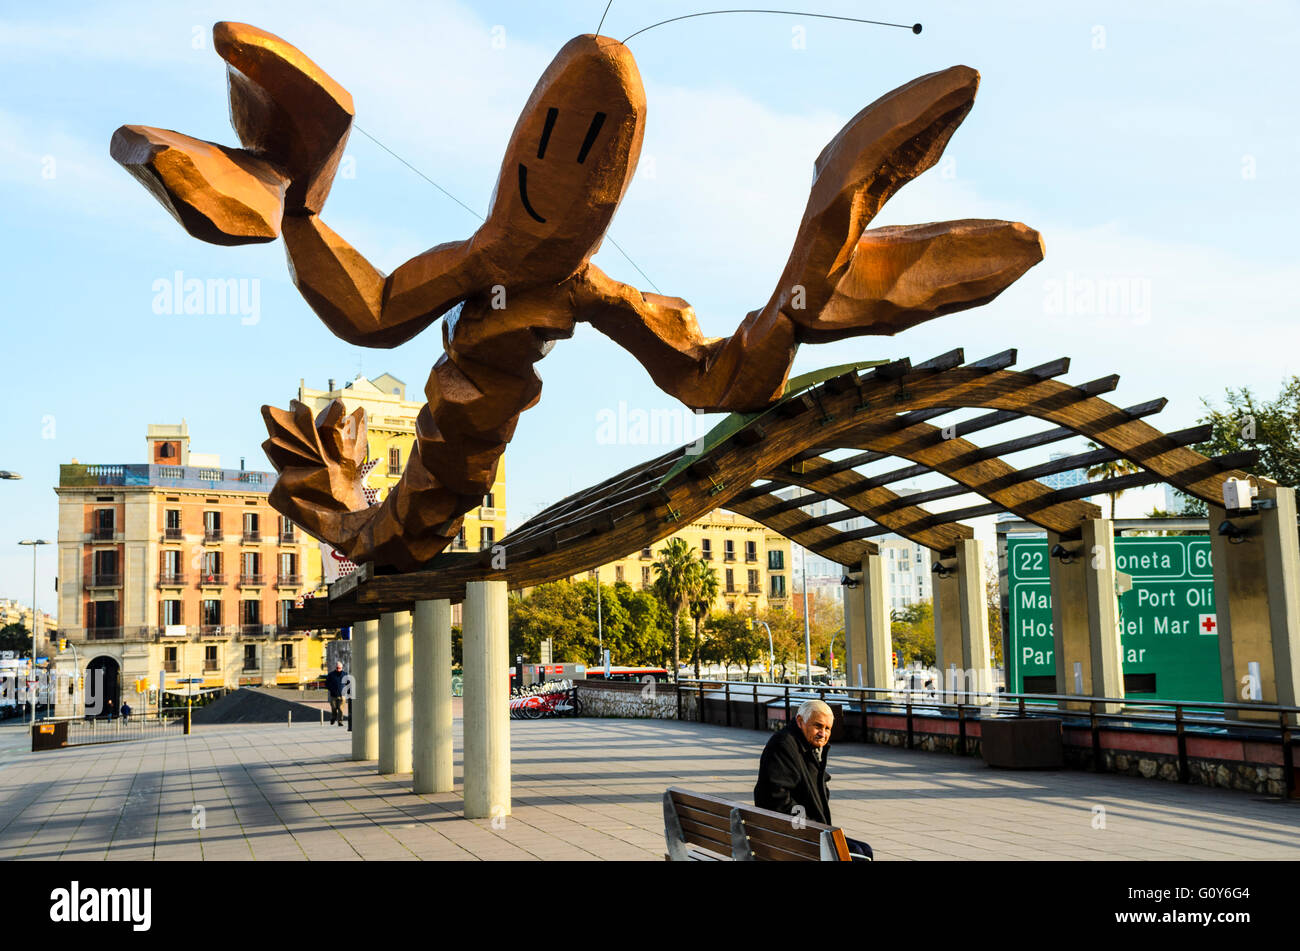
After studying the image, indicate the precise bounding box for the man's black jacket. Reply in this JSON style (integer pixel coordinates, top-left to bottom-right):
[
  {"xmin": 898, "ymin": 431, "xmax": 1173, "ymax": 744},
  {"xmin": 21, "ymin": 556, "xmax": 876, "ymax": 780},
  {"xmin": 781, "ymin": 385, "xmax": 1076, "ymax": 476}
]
[
  {"xmin": 325, "ymin": 669, "xmax": 346, "ymax": 698},
  {"xmin": 754, "ymin": 722, "xmax": 832, "ymax": 826}
]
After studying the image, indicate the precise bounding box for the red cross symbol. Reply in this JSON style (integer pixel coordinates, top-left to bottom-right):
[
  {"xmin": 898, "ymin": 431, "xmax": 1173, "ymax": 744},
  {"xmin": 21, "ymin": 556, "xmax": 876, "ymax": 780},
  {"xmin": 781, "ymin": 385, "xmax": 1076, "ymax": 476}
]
[{"xmin": 1201, "ymin": 615, "xmax": 1217, "ymax": 634}]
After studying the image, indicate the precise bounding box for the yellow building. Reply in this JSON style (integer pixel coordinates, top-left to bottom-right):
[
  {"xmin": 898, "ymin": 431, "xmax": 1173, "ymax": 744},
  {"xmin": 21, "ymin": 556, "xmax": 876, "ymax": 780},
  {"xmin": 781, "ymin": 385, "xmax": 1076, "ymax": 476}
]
[
  {"xmin": 581, "ymin": 509, "xmax": 791, "ymax": 614},
  {"xmin": 294, "ymin": 374, "xmax": 506, "ymax": 556}
]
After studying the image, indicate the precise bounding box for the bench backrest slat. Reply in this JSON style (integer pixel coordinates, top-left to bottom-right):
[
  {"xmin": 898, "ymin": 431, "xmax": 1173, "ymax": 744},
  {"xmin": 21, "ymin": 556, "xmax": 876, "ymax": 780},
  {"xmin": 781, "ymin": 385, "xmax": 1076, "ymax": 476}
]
[
  {"xmin": 664, "ymin": 787, "xmax": 737, "ymax": 861},
  {"xmin": 730, "ymin": 801, "xmax": 852, "ymax": 862}
]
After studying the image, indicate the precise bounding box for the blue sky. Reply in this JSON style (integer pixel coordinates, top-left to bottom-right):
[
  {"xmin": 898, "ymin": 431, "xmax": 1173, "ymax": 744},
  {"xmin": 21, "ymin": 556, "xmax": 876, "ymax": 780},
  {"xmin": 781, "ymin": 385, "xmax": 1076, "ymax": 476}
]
[{"xmin": 2, "ymin": 0, "xmax": 1298, "ymax": 615}]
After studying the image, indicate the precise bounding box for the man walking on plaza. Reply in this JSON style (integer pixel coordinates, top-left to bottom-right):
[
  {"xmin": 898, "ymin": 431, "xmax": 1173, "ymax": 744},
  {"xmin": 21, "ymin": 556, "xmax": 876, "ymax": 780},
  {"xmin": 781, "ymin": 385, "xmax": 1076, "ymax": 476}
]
[
  {"xmin": 325, "ymin": 661, "xmax": 347, "ymax": 726},
  {"xmin": 754, "ymin": 698, "xmax": 872, "ymax": 860}
]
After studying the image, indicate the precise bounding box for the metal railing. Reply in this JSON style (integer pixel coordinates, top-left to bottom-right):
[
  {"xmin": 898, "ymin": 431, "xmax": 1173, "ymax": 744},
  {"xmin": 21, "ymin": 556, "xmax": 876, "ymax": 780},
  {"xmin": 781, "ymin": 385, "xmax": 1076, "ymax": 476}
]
[
  {"xmin": 238, "ymin": 573, "xmax": 264, "ymax": 586},
  {"xmin": 57, "ymin": 710, "xmax": 188, "ymax": 747},
  {"xmin": 277, "ymin": 532, "xmax": 297, "ymax": 545},
  {"xmin": 162, "ymin": 527, "xmax": 183, "ymax": 541},
  {"xmin": 85, "ymin": 573, "xmax": 122, "ymax": 588},
  {"xmin": 157, "ymin": 572, "xmax": 186, "ymax": 586},
  {"xmin": 198, "ymin": 573, "xmax": 226, "ymax": 585},
  {"xmin": 275, "ymin": 573, "xmax": 301, "ymax": 587},
  {"xmin": 242, "ymin": 531, "xmax": 262, "ymax": 543},
  {"xmin": 675, "ymin": 678, "xmax": 1299, "ymax": 798},
  {"xmin": 91, "ymin": 526, "xmax": 116, "ymax": 540},
  {"xmin": 203, "ymin": 530, "xmax": 223, "ymax": 543}
]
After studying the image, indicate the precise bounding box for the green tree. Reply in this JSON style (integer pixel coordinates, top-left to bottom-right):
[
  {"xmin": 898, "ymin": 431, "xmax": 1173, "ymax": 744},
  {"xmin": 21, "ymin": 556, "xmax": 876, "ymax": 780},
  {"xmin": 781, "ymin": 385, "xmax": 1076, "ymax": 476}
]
[
  {"xmin": 0, "ymin": 623, "xmax": 34, "ymax": 658},
  {"xmin": 1174, "ymin": 377, "xmax": 1300, "ymax": 515},
  {"xmin": 652, "ymin": 538, "xmax": 698, "ymax": 681},
  {"xmin": 1085, "ymin": 441, "xmax": 1141, "ymax": 517},
  {"xmin": 688, "ymin": 559, "xmax": 720, "ymax": 678},
  {"xmin": 891, "ymin": 601, "xmax": 936, "ymax": 668}
]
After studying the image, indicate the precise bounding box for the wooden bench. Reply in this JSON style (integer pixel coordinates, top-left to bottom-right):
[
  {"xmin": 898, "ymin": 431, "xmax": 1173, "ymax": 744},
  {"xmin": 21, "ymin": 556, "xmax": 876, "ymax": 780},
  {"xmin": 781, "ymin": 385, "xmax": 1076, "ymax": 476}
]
[{"xmin": 663, "ymin": 787, "xmax": 857, "ymax": 861}]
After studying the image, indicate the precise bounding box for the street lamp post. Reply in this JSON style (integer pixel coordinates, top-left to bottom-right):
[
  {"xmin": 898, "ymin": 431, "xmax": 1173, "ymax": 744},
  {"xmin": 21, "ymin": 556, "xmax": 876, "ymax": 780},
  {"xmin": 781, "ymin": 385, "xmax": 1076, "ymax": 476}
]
[{"xmin": 18, "ymin": 539, "xmax": 51, "ymax": 724}]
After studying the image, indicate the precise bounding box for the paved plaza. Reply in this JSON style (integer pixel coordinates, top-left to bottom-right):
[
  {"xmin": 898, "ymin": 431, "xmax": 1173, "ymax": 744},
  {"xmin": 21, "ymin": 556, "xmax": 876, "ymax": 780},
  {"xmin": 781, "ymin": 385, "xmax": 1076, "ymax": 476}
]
[{"xmin": 1, "ymin": 717, "xmax": 1298, "ymax": 861}]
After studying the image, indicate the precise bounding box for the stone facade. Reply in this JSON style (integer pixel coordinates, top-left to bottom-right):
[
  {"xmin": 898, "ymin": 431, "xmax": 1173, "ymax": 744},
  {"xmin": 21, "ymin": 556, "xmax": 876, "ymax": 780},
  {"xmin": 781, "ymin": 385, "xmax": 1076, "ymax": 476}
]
[{"xmin": 575, "ymin": 681, "xmax": 696, "ymax": 720}]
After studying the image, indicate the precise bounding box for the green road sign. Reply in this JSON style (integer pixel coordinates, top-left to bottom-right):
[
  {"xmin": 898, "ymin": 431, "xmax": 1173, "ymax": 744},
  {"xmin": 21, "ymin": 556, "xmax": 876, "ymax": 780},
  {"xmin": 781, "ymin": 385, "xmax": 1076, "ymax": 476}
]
[{"xmin": 1006, "ymin": 536, "xmax": 1222, "ymax": 702}]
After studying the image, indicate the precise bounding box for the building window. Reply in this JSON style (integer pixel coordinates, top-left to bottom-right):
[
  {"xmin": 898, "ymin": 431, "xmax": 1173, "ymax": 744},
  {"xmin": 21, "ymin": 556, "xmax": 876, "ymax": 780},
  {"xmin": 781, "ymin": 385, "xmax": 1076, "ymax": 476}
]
[
  {"xmin": 768, "ymin": 549, "xmax": 784, "ymax": 571},
  {"xmin": 770, "ymin": 574, "xmax": 786, "ymax": 598},
  {"xmin": 745, "ymin": 540, "xmax": 757, "ymax": 563},
  {"xmin": 480, "ymin": 526, "xmax": 495, "ymax": 550},
  {"xmin": 164, "ymin": 646, "xmax": 178, "ymax": 674},
  {"xmin": 91, "ymin": 600, "xmax": 118, "ymax": 632},
  {"xmin": 641, "ymin": 566, "xmax": 651, "ymax": 588},
  {"xmin": 92, "ymin": 549, "xmax": 119, "ymax": 584},
  {"xmin": 164, "ymin": 509, "xmax": 181, "ymax": 539},
  {"xmin": 243, "ymin": 644, "xmax": 258, "ymax": 672},
  {"xmin": 615, "ymin": 565, "xmax": 624, "ymax": 583},
  {"xmin": 388, "ymin": 446, "xmax": 402, "ymax": 475},
  {"xmin": 201, "ymin": 550, "xmax": 222, "ymax": 582},
  {"xmin": 640, "ymin": 546, "xmax": 652, "ymax": 559},
  {"xmin": 701, "ymin": 538, "xmax": 712, "ymax": 561},
  {"xmin": 161, "ymin": 548, "xmax": 182, "ymax": 582},
  {"xmin": 204, "ymin": 510, "xmax": 222, "ymax": 541},
  {"xmin": 204, "ymin": 645, "xmax": 219, "ymax": 672},
  {"xmin": 161, "ymin": 599, "xmax": 181, "ymax": 626},
  {"xmin": 242, "ymin": 511, "xmax": 260, "ymax": 540},
  {"xmin": 278, "ymin": 552, "xmax": 298, "ymax": 584},
  {"xmin": 453, "ymin": 527, "xmax": 466, "ymax": 551},
  {"xmin": 279, "ymin": 600, "xmax": 294, "ymax": 628},
  {"xmin": 747, "ymin": 569, "xmax": 759, "ymax": 593},
  {"xmin": 94, "ymin": 508, "xmax": 115, "ymax": 539},
  {"xmin": 241, "ymin": 551, "xmax": 261, "ymax": 584},
  {"xmin": 724, "ymin": 539, "xmax": 736, "ymax": 562},
  {"xmin": 201, "ymin": 599, "xmax": 221, "ymax": 630},
  {"xmin": 242, "ymin": 600, "xmax": 260, "ymax": 628},
  {"xmin": 725, "ymin": 568, "xmax": 735, "ymax": 593},
  {"xmin": 280, "ymin": 643, "xmax": 295, "ymax": 671},
  {"xmin": 482, "ymin": 492, "xmax": 495, "ymax": 509}
]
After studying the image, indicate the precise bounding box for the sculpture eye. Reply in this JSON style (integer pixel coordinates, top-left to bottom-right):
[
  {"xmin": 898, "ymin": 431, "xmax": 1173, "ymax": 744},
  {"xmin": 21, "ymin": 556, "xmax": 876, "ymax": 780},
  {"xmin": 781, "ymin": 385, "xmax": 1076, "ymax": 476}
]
[
  {"xmin": 577, "ymin": 112, "xmax": 606, "ymax": 164},
  {"xmin": 537, "ymin": 107, "xmax": 559, "ymax": 159}
]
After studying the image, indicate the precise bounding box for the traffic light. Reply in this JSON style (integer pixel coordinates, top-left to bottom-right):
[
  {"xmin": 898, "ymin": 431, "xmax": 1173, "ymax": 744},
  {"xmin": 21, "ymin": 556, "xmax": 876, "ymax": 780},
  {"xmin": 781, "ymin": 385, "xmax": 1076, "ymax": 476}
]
[
  {"xmin": 136, "ymin": 678, "xmax": 149, "ymax": 694},
  {"xmin": 745, "ymin": 618, "xmax": 753, "ymax": 631},
  {"xmin": 892, "ymin": 650, "xmax": 898, "ymax": 667},
  {"xmin": 58, "ymin": 638, "xmax": 67, "ymax": 652}
]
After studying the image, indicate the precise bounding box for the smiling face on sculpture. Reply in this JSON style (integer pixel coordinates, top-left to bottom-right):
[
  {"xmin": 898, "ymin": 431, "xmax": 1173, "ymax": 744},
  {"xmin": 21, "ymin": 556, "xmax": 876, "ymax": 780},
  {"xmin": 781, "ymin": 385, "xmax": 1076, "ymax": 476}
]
[{"xmin": 483, "ymin": 35, "xmax": 646, "ymax": 282}]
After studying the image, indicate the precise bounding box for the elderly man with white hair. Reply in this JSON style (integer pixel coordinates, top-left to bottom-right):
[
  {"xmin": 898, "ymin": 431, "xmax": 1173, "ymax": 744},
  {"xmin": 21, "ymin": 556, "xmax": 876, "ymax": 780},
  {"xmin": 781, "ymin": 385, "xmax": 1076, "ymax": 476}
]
[{"xmin": 754, "ymin": 698, "xmax": 872, "ymax": 860}]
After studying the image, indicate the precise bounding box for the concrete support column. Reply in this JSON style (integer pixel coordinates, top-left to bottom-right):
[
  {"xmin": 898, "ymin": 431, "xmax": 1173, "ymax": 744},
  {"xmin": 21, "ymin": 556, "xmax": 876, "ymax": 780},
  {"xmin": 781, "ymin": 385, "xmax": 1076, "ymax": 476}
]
[
  {"xmin": 931, "ymin": 548, "xmax": 962, "ymax": 703},
  {"xmin": 1211, "ymin": 483, "xmax": 1300, "ymax": 723},
  {"xmin": 351, "ymin": 618, "xmax": 379, "ymax": 761},
  {"xmin": 861, "ymin": 554, "xmax": 893, "ymax": 692},
  {"xmin": 463, "ymin": 580, "xmax": 510, "ymax": 819},
  {"xmin": 843, "ymin": 570, "xmax": 866, "ymax": 688},
  {"xmin": 377, "ymin": 611, "xmax": 413, "ymax": 775},
  {"xmin": 1048, "ymin": 519, "xmax": 1125, "ymax": 713},
  {"xmin": 955, "ymin": 539, "xmax": 994, "ymax": 703},
  {"xmin": 413, "ymin": 599, "xmax": 454, "ymax": 794}
]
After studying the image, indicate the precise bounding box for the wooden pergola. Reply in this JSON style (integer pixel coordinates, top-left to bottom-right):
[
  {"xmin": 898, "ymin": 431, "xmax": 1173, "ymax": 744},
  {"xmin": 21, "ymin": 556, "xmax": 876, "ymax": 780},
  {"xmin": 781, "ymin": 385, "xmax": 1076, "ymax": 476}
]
[{"xmin": 287, "ymin": 347, "xmax": 1253, "ymax": 629}]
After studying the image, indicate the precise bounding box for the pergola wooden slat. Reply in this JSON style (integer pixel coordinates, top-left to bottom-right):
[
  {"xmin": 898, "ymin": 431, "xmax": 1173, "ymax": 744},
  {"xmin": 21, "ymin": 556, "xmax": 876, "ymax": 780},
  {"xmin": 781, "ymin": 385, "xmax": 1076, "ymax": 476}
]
[{"xmin": 288, "ymin": 348, "xmax": 1251, "ymax": 626}]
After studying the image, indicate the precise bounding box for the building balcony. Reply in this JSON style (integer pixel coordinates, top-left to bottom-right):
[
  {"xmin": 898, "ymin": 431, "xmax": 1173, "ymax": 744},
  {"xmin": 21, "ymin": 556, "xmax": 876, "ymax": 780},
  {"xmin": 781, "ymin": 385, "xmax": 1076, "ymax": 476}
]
[
  {"xmin": 275, "ymin": 574, "xmax": 302, "ymax": 588},
  {"xmin": 702, "ymin": 552, "xmax": 713, "ymax": 561},
  {"xmin": 163, "ymin": 663, "xmax": 179, "ymax": 674},
  {"xmin": 277, "ymin": 532, "xmax": 297, "ymax": 545},
  {"xmin": 60, "ymin": 462, "xmax": 273, "ymax": 492},
  {"xmin": 161, "ymin": 527, "xmax": 183, "ymax": 542},
  {"xmin": 203, "ymin": 661, "xmax": 220, "ymax": 672},
  {"xmin": 478, "ymin": 507, "xmax": 501, "ymax": 520},
  {"xmin": 723, "ymin": 553, "xmax": 736, "ymax": 562},
  {"xmin": 238, "ymin": 573, "xmax": 265, "ymax": 587},
  {"xmin": 724, "ymin": 585, "xmax": 736, "ymax": 594},
  {"xmin": 241, "ymin": 531, "xmax": 262, "ymax": 544},
  {"xmin": 84, "ymin": 573, "xmax": 122, "ymax": 589},
  {"xmin": 199, "ymin": 625, "xmax": 226, "ymax": 638},
  {"xmin": 203, "ymin": 530, "xmax": 223, "ymax": 544},
  {"xmin": 198, "ymin": 573, "xmax": 226, "ymax": 586},
  {"xmin": 91, "ymin": 526, "xmax": 117, "ymax": 541},
  {"xmin": 157, "ymin": 573, "xmax": 186, "ymax": 587},
  {"xmin": 86, "ymin": 626, "xmax": 122, "ymax": 640},
  {"xmin": 745, "ymin": 555, "xmax": 758, "ymax": 563},
  {"xmin": 747, "ymin": 585, "xmax": 761, "ymax": 595},
  {"xmin": 241, "ymin": 624, "xmax": 275, "ymax": 637},
  {"xmin": 279, "ymin": 660, "xmax": 297, "ymax": 671}
]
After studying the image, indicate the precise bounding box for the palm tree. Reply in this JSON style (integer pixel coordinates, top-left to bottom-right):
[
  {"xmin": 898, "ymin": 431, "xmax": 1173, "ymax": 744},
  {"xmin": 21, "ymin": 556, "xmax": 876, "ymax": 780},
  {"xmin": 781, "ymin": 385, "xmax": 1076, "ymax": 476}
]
[
  {"xmin": 652, "ymin": 537, "xmax": 697, "ymax": 682},
  {"xmin": 688, "ymin": 560, "xmax": 720, "ymax": 679},
  {"xmin": 1085, "ymin": 441, "xmax": 1141, "ymax": 517}
]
